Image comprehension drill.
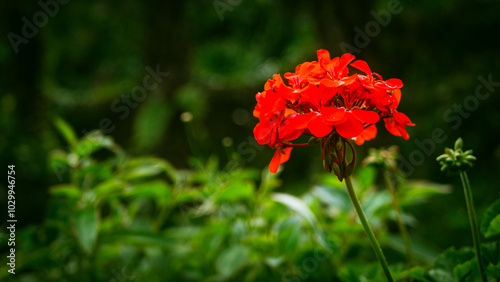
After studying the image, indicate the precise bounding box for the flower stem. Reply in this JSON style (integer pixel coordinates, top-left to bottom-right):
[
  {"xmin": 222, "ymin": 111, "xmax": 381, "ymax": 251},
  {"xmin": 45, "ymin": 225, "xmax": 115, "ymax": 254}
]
[
  {"xmin": 283, "ymin": 142, "xmax": 311, "ymax": 147},
  {"xmin": 459, "ymin": 171, "xmax": 487, "ymax": 282},
  {"xmin": 383, "ymin": 170, "xmax": 414, "ymax": 267},
  {"xmin": 345, "ymin": 176, "xmax": 394, "ymax": 282}
]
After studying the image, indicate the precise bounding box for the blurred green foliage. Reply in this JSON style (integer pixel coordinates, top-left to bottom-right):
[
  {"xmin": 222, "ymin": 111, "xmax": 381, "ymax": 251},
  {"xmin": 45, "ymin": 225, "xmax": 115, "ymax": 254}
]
[
  {"xmin": 1, "ymin": 125, "xmax": 498, "ymax": 281},
  {"xmin": 1, "ymin": 0, "xmax": 500, "ymax": 280}
]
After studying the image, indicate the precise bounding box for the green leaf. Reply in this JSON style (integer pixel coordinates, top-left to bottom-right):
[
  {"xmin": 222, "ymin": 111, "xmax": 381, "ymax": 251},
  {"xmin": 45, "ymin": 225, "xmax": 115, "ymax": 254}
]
[
  {"xmin": 386, "ymin": 235, "xmax": 439, "ymax": 264},
  {"xmin": 277, "ymin": 217, "xmax": 301, "ymax": 253},
  {"xmin": 428, "ymin": 269, "xmax": 453, "ymax": 282},
  {"xmin": 94, "ymin": 179, "xmax": 125, "ymax": 201},
  {"xmin": 311, "ymin": 185, "xmax": 350, "ymax": 212},
  {"xmin": 122, "ymin": 165, "xmax": 163, "ymax": 180},
  {"xmin": 481, "ymin": 199, "xmax": 500, "ymax": 236},
  {"xmin": 485, "ymin": 214, "xmax": 500, "ymax": 238},
  {"xmin": 453, "ymin": 258, "xmax": 475, "ymax": 281},
  {"xmin": 454, "ymin": 138, "xmax": 463, "ymax": 150},
  {"xmin": 49, "ymin": 149, "xmax": 69, "ymax": 168},
  {"xmin": 50, "ymin": 184, "xmax": 81, "ymax": 200},
  {"xmin": 216, "ymin": 180, "xmax": 254, "ymax": 203},
  {"xmin": 120, "ymin": 157, "xmax": 177, "ymax": 182},
  {"xmin": 100, "ymin": 231, "xmax": 174, "ymax": 247},
  {"xmin": 486, "ymin": 262, "xmax": 500, "ymax": 278},
  {"xmin": 272, "ymin": 193, "xmax": 317, "ymax": 227},
  {"xmin": 394, "ymin": 266, "xmax": 430, "ymax": 282},
  {"xmin": 74, "ymin": 130, "xmax": 118, "ymax": 158},
  {"xmin": 174, "ymin": 188, "xmax": 205, "ymax": 206},
  {"xmin": 406, "ymin": 266, "xmax": 430, "ymax": 281},
  {"xmin": 400, "ymin": 180, "xmax": 450, "ymax": 206},
  {"xmin": 357, "ymin": 166, "xmax": 376, "ymax": 189},
  {"xmin": 54, "ymin": 116, "xmax": 78, "ymax": 148},
  {"xmin": 434, "ymin": 247, "xmax": 474, "ymax": 272},
  {"xmin": 265, "ymin": 256, "xmax": 284, "ymax": 268},
  {"xmin": 125, "ymin": 180, "xmax": 171, "ymax": 204},
  {"xmin": 216, "ymin": 245, "xmax": 251, "ymax": 278},
  {"xmin": 272, "ymin": 192, "xmax": 331, "ymax": 253},
  {"xmin": 74, "ymin": 205, "xmax": 99, "ymax": 255},
  {"xmin": 361, "ymin": 190, "xmax": 391, "ymax": 218},
  {"xmin": 338, "ymin": 262, "xmax": 380, "ymax": 281}
]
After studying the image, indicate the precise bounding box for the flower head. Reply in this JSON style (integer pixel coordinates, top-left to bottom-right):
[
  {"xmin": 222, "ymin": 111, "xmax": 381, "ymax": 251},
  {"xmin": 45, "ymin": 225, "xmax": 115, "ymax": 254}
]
[
  {"xmin": 437, "ymin": 138, "xmax": 476, "ymax": 175},
  {"xmin": 253, "ymin": 50, "xmax": 414, "ymax": 178}
]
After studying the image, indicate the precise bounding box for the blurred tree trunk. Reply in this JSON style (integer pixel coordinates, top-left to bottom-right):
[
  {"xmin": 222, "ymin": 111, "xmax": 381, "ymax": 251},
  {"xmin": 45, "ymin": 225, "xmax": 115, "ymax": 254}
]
[
  {"xmin": 309, "ymin": 0, "xmax": 375, "ymax": 56},
  {"xmin": 143, "ymin": 0, "xmax": 191, "ymax": 97},
  {"xmin": 126, "ymin": 0, "xmax": 192, "ymax": 162},
  {"xmin": 2, "ymin": 1, "xmax": 49, "ymax": 225},
  {"xmin": 3, "ymin": 2, "xmax": 47, "ymax": 134}
]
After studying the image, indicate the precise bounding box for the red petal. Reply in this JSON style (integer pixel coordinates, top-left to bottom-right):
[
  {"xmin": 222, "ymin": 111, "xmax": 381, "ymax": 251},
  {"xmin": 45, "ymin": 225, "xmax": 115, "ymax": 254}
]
[
  {"xmin": 269, "ymin": 149, "xmax": 281, "ymax": 173},
  {"xmin": 288, "ymin": 113, "xmax": 316, "ymax": 129},
  {"xmin": 298, "ymin": 84, "xmax": 321, "ymax": 110},
  {"xmin": 334, "ymin": 112, "xmax": 364, "ymax": 138},
  {"xmin": 307, "ymin": 113, "xmax": 333, "ymax": 137},
  {"xmin": 317, "ymin": 49, "xmax": 331, "ymax": 65},
  {"xmin": 317, "ymin": 82, "xmax": 338, "ymax": 105},
  {"xmin": 280, "ymin": 147, "xmax": 293, "ymax": 163},
  {"xmin": 394, "ymin": 111, "xmax": 415, "ymax": 126},
  {"xmin": 354, "ymin": 124, "xmax": 377, "ymax": 145},
  {"xmin": 384, "ymin": 118, "xmax": 410, "ymax": 140},
  {"xmin": 351, "ymin": 108, "xmax": 380, "ymax": 124},
  {"xmin": 338, "ymin": 53, "xmax": 356, "ymax": 71},
  {"xmin": 321, "ymin": 79, "xmax": 343, "ymax": 88},
  {"xmin": 385, "ymin": 78, "xmax": 403, "ymax": 88},
  {"xmin": 268, "ymin": 147, "xmax": 293, "ymax": 173},
  {"xmin": 350, "ymin": 60, "xmax": 372, "ymax": 75},
  {"xmin": 341, "ymin": 74, "xmax": 358, "ymax": 86},
  {"xmin": 320, "ymin": 107, "xmax": 347, "ymax": 125},
  {"xmin": 280, "ymin": 114, "xmax": 308, "ymax": 140},
  {"xmin": 254, "ymin": 121, "xmax": 272, "ymax": 145},
  {"xmin": 391, "ymin": 89, "xmax": 401, "ymax": 109}
]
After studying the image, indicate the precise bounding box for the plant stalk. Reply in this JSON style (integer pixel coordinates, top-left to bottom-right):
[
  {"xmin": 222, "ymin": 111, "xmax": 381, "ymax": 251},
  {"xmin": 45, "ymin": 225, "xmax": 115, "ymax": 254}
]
[
  {"xmin": 383, "ymin": 171, "xmax": 414, "ymax": 266},
  {"xmin": 345, "ymin": 176, "xmax": 394, "ymax": 282},
  {"xmin": 459, "ymin": 171, "xmax": 487, "ymax": 282}
]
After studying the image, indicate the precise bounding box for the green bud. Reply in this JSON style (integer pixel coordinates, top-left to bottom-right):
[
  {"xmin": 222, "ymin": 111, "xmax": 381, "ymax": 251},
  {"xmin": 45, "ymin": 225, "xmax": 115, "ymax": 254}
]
[
  {"xmin": 463, "ymin": 149, "xmax": 474, "ymax": 156},
  {"xmin": 332, "ymin": 161, "xmax": 341, "ymax": 176},
  {"xmin": 345, "ymin": 161, "xmax": 355, "ymax": 177},
  {"xmin": 454, "ymin": 137, "xmax": 463, "ymax": 150},
  {"xmin": 464, "ymin": 155, "xmax": 477, "ymax": 161},
  {"xmin": 436, "ymin": 154, "xmax": 448, "ymax": 162},
  {"xmin": 437, "ymin": 138, "xmax": 476, "ymax": 175},
  {"xmin": 323, "ymin": 159, "xmax": 332, "ymax": 173}
]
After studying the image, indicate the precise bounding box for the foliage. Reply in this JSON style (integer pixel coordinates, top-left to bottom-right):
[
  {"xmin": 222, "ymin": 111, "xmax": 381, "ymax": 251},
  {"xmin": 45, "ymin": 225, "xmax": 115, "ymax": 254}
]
[{"xmin": 4, "ymin": 125, "xmax": 498, "ymax": 281}]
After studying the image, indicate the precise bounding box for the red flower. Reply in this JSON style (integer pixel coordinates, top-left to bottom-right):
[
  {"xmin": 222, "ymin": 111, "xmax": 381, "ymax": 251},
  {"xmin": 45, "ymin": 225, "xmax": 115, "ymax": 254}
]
[
  {"xmin": 354, "ymin": 125, "xmax": 377, "ymax": 145},
  {"xmin": 269, "ymin": 146, "xmax": 293, "ymax": 173},
  {"xmin": 253, "ymin": 49, "xmax": 414, "ymax": 173},
  {"xmin": 384, "ymin": 110, "xmax": 414, "ymax": 140}
]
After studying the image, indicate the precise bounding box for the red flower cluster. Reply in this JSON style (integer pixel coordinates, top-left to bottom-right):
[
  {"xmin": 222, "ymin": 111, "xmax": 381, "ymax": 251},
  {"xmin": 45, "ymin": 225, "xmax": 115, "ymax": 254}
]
[{"xmin": 253, "ymin": 49, "xmax": 414, "ymax": 174}]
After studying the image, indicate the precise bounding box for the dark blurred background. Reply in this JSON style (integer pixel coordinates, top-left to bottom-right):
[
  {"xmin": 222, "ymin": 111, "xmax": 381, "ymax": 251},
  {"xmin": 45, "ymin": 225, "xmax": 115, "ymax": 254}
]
[{"xmin": 1, "ymin": 0, "xmax": 500, "ymax": 250}]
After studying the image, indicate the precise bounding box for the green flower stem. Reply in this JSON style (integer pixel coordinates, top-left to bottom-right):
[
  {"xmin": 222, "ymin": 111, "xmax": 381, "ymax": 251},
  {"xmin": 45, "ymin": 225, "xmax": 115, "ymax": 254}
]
[
  {"xmin": 383, "ymin": 171, "xmax": 414, "ymax": 267},
  {"xmin": 459, "ymin": 171, "xmax": 487, "ymax": 282},
  {"xmin": 345, "ymin": 176, "xmax": 394, "ymax": 282}
]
